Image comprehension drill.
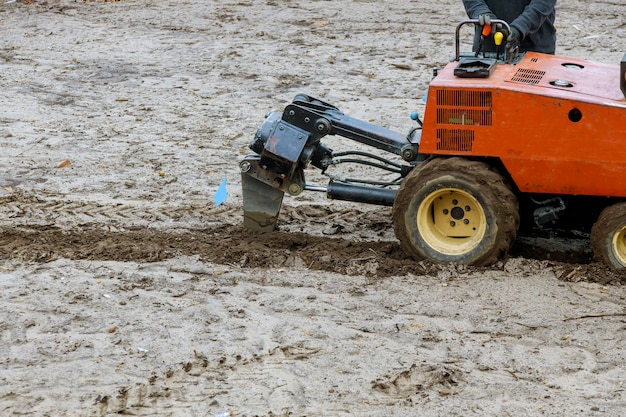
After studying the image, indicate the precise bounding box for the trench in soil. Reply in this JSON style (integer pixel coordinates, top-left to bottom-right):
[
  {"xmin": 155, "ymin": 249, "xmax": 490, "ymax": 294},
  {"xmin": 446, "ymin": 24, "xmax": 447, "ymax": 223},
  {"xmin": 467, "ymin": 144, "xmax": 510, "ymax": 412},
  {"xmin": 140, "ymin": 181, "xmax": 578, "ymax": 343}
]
[{"xmin": 1, "ymin": 222, "xmax": 623, "ymax": 285}]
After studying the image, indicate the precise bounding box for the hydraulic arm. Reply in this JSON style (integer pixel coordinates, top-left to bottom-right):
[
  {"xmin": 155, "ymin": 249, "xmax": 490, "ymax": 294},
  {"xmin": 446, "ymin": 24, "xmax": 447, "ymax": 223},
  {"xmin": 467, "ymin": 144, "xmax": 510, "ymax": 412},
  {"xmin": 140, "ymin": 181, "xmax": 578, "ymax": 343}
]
[{"xmin": 240, "ymin": 94, "xmax": 421, "ymax": 231}]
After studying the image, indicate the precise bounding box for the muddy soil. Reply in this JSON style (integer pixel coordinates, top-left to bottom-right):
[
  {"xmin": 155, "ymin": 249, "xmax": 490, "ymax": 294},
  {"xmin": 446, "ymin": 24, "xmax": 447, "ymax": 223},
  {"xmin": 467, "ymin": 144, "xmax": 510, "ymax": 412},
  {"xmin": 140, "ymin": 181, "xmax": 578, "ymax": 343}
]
[{"xmin": 1, "ymin": 1, "xmax": 625, "ymax": 416}]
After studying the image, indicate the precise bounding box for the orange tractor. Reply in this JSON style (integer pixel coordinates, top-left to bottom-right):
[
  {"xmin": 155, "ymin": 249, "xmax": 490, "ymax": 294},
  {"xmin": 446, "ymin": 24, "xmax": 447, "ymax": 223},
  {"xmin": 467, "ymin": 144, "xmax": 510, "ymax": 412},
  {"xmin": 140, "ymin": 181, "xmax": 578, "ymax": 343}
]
[{"xmin": 240, "ymin": 20, "xmax": 626, "ymax": 269}]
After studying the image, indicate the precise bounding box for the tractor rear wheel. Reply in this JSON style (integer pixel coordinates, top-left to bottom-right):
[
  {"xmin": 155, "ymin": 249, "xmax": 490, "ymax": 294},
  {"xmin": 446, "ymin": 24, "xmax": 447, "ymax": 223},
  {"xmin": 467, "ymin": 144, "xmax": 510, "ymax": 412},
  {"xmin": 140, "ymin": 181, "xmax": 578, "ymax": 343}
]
[
  {"xmin": 590, "ymin": 202, "xmax": 626, "ymax": 269},
  {"xmin": 392, "ymin": 157, "xmax": 519, "ymax": 266}
]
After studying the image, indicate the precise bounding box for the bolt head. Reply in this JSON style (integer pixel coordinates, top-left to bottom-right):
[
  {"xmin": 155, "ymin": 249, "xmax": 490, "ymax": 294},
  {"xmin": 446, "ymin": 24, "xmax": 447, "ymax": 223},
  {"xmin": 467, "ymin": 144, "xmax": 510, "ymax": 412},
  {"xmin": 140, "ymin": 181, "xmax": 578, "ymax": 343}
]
[
  {"xmin": 288, "ymin": 183, "xmax": 302, "ymax": 195},
  {"xmin": 240, "ymin": 161, "xmax": 251, "ymax": 172}
]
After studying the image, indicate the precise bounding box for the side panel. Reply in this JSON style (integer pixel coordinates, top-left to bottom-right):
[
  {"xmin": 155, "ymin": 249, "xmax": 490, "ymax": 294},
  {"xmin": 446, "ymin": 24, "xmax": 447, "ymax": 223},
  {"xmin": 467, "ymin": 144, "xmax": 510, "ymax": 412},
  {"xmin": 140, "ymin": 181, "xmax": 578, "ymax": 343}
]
[
  {"xmin": 495, "ymin": 91, "xmax": 626, "ymax": 196},
  {"xmin": 420, "ymin": 60, "xmax": 626, "ymax": 197}
]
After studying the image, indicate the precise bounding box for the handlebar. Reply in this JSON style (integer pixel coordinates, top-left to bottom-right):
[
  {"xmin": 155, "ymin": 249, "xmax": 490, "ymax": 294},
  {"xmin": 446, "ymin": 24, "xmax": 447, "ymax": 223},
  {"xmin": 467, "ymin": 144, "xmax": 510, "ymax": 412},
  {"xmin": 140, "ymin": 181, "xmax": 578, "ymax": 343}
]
[{"xmin": 455, "ymin": 19, "xmax": 512, "ymax": 62}]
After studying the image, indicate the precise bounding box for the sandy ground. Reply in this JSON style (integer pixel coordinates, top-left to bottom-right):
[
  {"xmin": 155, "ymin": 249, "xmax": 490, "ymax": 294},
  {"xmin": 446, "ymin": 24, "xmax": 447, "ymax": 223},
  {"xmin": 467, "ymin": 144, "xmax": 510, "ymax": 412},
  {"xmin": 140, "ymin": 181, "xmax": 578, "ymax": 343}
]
[{"xmin": 1, "ymin": 0, "xmax": 626, "ymax": 416}]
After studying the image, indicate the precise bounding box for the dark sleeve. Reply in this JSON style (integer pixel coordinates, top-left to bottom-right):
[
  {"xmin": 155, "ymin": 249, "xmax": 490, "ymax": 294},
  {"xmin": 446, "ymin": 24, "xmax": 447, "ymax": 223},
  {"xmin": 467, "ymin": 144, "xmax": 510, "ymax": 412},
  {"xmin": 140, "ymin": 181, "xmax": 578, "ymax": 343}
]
[
  {"xmin": 462, "ymin": 0, "xmax": 493, "ymax": 19},
  {"xmin": 510, "ymin": 0, "xmax": 556, "ymax": 37}
]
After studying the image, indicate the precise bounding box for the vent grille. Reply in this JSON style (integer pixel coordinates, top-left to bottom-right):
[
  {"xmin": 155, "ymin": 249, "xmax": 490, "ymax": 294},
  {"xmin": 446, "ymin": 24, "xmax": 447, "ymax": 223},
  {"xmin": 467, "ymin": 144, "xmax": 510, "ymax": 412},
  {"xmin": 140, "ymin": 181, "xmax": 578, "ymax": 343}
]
[
  {"xmin": 437, "ymin": 90, "xmax": 492, "ymax": 107},
  {"xmin": 436, "ymin": 129, "xmax": 474, "ymax": 152},
  {"xmin": 510, "ymin": 68, "xmax": 545, "ymax": 85},
  {"xmin": 434, "ymin": 89, "xmax": 489, "ymax": 151}
]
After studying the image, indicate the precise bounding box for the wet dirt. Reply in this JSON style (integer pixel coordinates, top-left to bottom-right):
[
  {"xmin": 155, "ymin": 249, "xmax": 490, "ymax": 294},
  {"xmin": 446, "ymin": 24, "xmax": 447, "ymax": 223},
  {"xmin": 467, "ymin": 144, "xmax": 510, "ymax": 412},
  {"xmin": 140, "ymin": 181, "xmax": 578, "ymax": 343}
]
[{"xmin": 1, "ymin": 1, "xmax": 626, "ymax": 416}]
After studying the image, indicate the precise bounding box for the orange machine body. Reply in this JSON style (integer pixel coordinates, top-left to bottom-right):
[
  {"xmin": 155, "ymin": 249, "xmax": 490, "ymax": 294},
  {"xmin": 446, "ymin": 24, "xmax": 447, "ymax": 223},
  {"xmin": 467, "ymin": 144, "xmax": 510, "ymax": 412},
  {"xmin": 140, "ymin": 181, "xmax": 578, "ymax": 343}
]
[{"xmin": 420, "ymin": 52, "xmax": 626, "ymax": 197}]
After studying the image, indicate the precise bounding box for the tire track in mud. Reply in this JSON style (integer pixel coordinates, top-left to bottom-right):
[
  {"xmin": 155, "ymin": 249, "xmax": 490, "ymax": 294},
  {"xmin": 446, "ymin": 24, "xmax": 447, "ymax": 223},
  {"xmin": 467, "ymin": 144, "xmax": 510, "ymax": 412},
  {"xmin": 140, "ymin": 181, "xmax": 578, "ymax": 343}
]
[
  {"xmin": 92, "ymin": 357, "xmax": 233, "ymax": 417},
  {"xmin": 0, "ymin": 194, "xmax": 623, "ymax": 283},
  {"xmin": 0, "ymin": 194, "xmax": 233, "ymax": 227},
  {"xmin": 92, "ymin": 348, "xmax": 331, "ymax": 416},
  {"xmin": 92, "ymin": 354, "xmax": 467, "ymax": 416}
]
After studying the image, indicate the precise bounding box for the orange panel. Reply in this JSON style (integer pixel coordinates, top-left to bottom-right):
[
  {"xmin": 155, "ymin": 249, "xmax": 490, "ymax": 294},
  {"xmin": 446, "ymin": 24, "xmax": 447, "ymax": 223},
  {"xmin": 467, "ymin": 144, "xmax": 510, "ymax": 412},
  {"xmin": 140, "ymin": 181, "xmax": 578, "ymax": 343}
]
[{"xmin": 420, "ymin": 52, "xmax": 626, "ymax": 197}]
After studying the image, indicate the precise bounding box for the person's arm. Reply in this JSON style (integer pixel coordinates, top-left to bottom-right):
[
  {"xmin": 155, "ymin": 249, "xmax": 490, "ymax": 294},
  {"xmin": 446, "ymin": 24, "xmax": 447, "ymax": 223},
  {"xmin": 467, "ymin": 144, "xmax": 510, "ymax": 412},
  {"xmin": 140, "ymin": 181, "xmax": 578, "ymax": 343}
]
[
  {"xmin": 510, "ymin": 0, "xmax": 556, "ymax": 37},
  {"xmin": 462, "ymin": 0, "xmax": 494, "ymax": 20}
]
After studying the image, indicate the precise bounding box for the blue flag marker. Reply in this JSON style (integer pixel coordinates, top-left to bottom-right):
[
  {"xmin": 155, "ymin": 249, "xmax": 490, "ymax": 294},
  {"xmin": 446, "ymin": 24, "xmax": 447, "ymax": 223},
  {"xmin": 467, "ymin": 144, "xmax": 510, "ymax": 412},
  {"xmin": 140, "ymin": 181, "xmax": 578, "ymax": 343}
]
[{"xmin": 214, "ymin": 178, "xmax": 228, "ymax": 206}]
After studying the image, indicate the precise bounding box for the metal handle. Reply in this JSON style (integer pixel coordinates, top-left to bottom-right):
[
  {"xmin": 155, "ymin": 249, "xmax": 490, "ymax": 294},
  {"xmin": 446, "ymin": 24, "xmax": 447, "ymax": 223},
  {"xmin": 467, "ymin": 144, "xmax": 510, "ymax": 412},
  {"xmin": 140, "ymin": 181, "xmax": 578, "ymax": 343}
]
[{"xmin": 455, "ymin": 19, "xmax": 511, "ymax": 62}]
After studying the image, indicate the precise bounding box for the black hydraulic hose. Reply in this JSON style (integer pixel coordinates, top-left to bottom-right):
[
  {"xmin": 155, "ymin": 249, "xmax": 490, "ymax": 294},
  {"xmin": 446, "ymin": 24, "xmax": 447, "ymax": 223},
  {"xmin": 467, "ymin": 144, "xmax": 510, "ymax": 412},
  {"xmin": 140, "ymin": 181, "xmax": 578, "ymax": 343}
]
[
  {"xmin": 330, "ymin": 158, "xmax": 402, "ymax": 174},
  {"xmin": 326, "ymin": 176, "xmax": 403, "ymax": 187},
  {"xmin": 331, "ymin": 150, "xmax": 404, "ymax": 168}
]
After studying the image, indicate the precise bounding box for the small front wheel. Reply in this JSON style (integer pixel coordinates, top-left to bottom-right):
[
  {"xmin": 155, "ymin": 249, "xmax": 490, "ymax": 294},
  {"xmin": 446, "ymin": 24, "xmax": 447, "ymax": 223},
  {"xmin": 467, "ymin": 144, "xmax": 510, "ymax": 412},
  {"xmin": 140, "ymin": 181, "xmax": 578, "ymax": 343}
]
[
  {"xmin": 393, "ymin": 157, "xmax": 519, "ymax": 266},
  {"xmin": 591, "ymin": 202, "xmax": 626, "ymax": 269}
]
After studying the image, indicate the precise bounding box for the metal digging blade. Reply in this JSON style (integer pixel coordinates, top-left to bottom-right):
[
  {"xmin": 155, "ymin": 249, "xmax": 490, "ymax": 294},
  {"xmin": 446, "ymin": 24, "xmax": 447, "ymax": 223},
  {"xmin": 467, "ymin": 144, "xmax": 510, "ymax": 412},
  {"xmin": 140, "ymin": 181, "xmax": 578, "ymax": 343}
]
[{"xmin": 241, "ymin": 173, "xmax": 285, "ymax": 232}]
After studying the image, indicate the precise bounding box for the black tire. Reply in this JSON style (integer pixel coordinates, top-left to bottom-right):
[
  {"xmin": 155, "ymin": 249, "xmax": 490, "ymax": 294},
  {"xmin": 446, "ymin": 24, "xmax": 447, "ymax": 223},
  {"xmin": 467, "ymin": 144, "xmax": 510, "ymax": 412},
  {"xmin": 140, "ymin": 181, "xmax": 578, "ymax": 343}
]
[
  {"xmin": 392, "ymin": 157, "xmax": 519, "ymax": 266},
  {"xmin": 590, "ymin": 202, "xmax": 626, "ymax": 269}
]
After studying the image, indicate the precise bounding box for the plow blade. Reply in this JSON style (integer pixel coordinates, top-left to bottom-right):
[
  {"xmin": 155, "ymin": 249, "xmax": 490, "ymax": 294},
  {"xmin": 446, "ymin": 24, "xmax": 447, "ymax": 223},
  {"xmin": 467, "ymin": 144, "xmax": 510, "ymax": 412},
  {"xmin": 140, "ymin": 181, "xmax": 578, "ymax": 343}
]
[{"xmin": 241, "ymin": 173, "xmax": 285, "ymax": 232}]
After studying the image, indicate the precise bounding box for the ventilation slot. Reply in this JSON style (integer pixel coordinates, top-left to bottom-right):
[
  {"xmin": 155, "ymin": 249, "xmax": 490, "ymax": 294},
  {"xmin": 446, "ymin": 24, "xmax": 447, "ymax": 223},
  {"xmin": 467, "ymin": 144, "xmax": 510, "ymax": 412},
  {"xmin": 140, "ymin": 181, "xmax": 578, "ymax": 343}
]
[
  {"xmin": 437, "ymin": 109, "xmax": 492, "ymax": 126},
  {"xmin": 437, "ymin": 90, "xmax": 492, "ymax": 107},
  {"xmin": 510, "ymin": 68, "xmax": 545, "ymax": 85},
  {"xmin": 435, "ymin": 89, "xmax": 493, "ymax": 128},
  {"xmin": 436, "ymin": 129, "xmax": 474, "ymax": 152}
]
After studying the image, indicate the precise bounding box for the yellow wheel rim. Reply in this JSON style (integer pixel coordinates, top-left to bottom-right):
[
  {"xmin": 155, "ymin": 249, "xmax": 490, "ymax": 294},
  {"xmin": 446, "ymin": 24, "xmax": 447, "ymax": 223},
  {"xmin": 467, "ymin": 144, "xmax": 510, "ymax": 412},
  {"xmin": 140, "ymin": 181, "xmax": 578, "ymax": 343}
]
[
  {"xmin": 417, "ymin": 188, "xmax": 487, "ymax": 256},
  {"xmin": 611, "ymin": 225, "xmax": 626, "ymax": 266}
]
